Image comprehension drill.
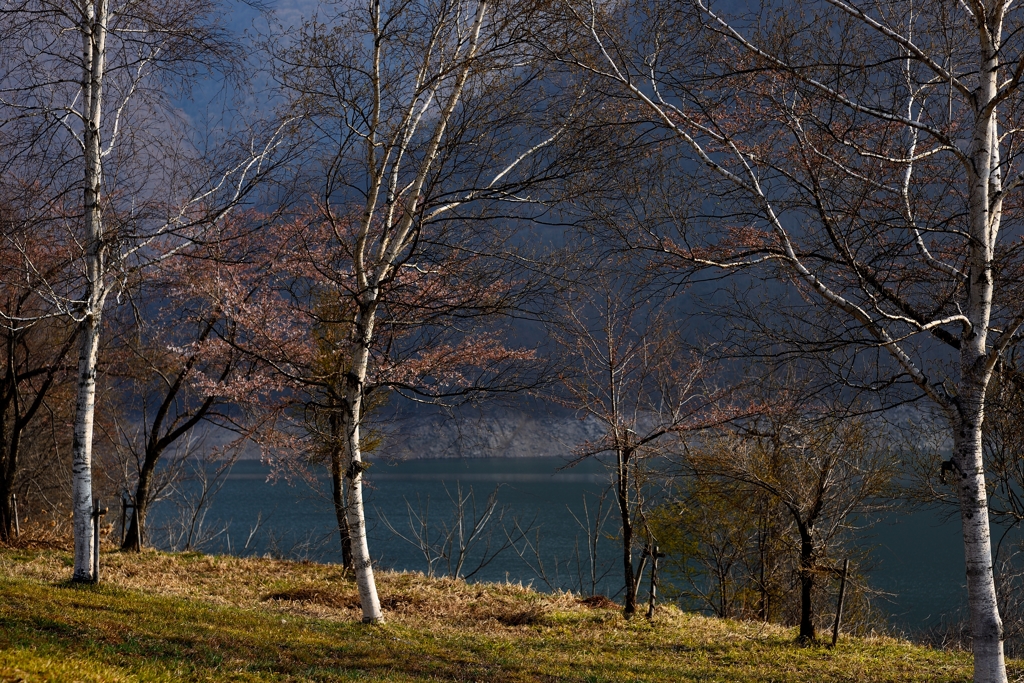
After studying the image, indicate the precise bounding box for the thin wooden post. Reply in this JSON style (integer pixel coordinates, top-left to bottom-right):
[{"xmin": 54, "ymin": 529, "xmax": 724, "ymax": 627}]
[
  {"xmin": 646, "ymin": 544, "xmax": 665, "ymax": 620},
  {"xmin": 120, "ymin": 496, "xmax": 127, "ymax": 546},
  {"xmin": 12, "ymin": 493, "xmax": 19, "ymax": 539},
  {"xmin": 92, "ymin": 499, "xmax": 100, "ymax": 581},
  {"xmin": 135, "ymin": 504, "xmax": 142, "ymax": 549},
  {"xmin": 92, "ymin": 499, "xmax": 107, "ymax": 583},
  {"xmin": 831, "ymin": 558, "xmax": 850, "ymax": 648}
]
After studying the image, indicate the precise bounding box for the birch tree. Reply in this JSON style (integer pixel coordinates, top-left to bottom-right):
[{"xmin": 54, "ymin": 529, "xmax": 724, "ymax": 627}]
[
  {"xmin": 217, "ymin": 209, "xmax": 550, "ymax": 623},
  {"xmin": 0, "ymin": 0, "xmax": 283, "ymax": 580},
  {"xmin": 552, "ymin": 0, "xmax": 1024, "ymax": 677},
  {"xmin": 274, "ymin": 0, "xmax": 581, "ymax": 622}
]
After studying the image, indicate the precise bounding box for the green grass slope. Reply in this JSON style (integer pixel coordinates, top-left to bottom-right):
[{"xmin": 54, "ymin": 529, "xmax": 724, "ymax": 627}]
[{"xmin": 0, "ymin": 548, "xmax": 995, "ymax": 682}]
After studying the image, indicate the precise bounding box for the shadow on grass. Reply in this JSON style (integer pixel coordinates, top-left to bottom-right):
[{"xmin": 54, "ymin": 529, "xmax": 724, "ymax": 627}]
[{"xmin": 0, "ymin": 579, "xmax": 503, "ymax": 681}]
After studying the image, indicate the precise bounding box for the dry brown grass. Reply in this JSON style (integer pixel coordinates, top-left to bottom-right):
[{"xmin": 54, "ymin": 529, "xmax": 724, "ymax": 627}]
[
  {"xmin": 1, "ymin": 518, "xmax": 74, "ymax": 552},
  {"xmin": 0, "ymin": 547, "xmax": 607, "ymax": 631},
  {"xmin": 0, "ymin": 547, "xmax": 988, "ymax": 682}
]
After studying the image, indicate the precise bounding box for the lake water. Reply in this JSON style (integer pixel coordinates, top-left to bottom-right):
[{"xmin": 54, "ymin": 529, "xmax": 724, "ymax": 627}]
[{"xmin": 145, "ymin": 456, "xmax": 978, "ymax": 635}]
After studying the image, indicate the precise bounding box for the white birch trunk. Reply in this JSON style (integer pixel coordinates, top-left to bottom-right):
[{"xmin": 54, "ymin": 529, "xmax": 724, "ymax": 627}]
[
  {"xmin": 959, "ymin": 28, "xmax": 1006, "ymax": 680},
  {"xmin": 71, "ymin": 316, "xmax": 101, "ymax": 580},
  {"xmin": 955, "ymin": 397, "xmax": 1005, "ymax": 682},
  {"xmin": 71, "ymin": 0, "xmax": 108, "ymax": 582},
  {"xmin": 344, "ymin": 307, "xmax": 382, "ymax": 623}
]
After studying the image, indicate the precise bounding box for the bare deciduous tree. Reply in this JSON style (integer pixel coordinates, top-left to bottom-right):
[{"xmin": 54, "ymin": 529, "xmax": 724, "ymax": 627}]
[
  {"xmin": 0, "ymin": 188, "xmax": 79, "ymax": 542},
  {"xmin": 552, "ymin": 276, "xmax": 729, "ymax": 617},
  {"xmin": 380, "ymin": 484, "xmax": 531, "ymax": 580},
  {"xmin": 684, "ymin": 394, "xmax": 896, "ymax": 642},
  {"xmin": 102, "ymin": 215, "xmax": 278, "ymax": 552}
]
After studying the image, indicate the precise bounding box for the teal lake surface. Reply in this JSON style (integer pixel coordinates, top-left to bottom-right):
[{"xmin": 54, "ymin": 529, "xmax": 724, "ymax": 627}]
[{"xmin": 147, "ymin": 456, "xmax": 976, "ymax": 635}]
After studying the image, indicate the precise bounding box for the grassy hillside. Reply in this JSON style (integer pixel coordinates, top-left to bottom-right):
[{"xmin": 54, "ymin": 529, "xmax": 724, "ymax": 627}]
[{"xmin": 0, "ymin": 546, "xmax": 996, "ymax": 682}]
